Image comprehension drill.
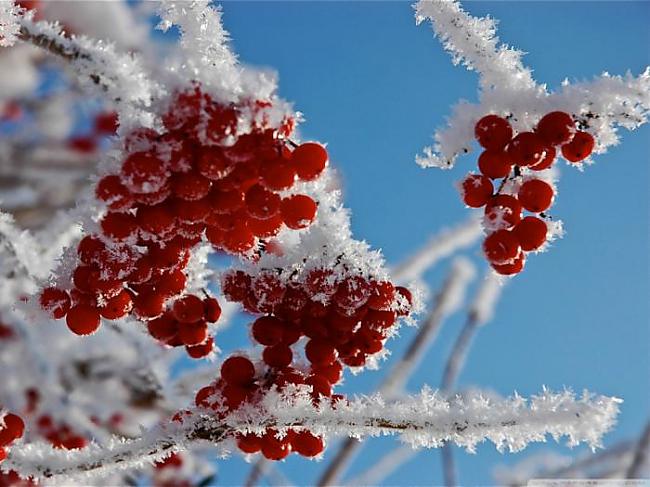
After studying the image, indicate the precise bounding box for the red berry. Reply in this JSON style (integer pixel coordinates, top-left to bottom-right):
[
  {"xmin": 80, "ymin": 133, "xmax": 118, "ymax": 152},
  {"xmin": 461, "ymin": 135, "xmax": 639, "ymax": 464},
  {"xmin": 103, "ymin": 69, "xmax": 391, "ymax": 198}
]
[
  {"xmin": 561, "ymin": 131, "xmax": 594, "ymax": 163},
  {"xmin": 248, "ymin": 214, "xmax": 284, "ymax": 238},
  {"xmin": 100, "ymin": 290, "xmax": 133, "ymax": 319},
  {"xmin": 261, "ymin": 430, "xmax": 291, "ymax": 460},
  {"xmin": 222, "ymin": 224, "xmax": 256, "ymax": 254},
  {"xmin": 536, "ymin": 111, "xmax": 575, "ymax": 146},
  {"xmin": 252, "ymin": 272, "xmax": 285, "ymax": 312},
  {"xmin": 173, "ymin": 295, "xmax": 205, "ymax": 323},
  {"xmin": 459, "ymin": 174, "xmax": 493, "ymax": 208},
  {"xmin": 484, "ymin": 194, "xmax": 522, "ymax": 230},
  {"xmin": 0, "ymin": 414, "xmax": 24, "ymax": 446},
  {"xmin": 530, "ymin": 145, "xmax": 556, "ymax": 171},
  {"xmin": 291, "ymin": 431, "xmax": 324, "ymax": 457},
  {"xmin": 280, "ymin": 195, "xmax": 317, "ymax": 230},
  {"xmin": 156, "ymin": 269, "xmax": 187, "ymax": 297},
  {"xmin": 149, "ymin": 241, "xmax": 188, "ymax": 270},
  {"xmin": 101, "ymin": 212, "xmax": 138, "ymax": 241},
  {"xmin": 237, "ymin": 433, "xmax": 262, "ymax": 454},
  {"xmin": 172, "ymin": 171, "xmax": 212, "ymax": 201},
  {"xmin": 221, "ymin": 356, "xmax": 255, "ymax": 385},
  {"xmin": 203, "ymin": 297, "xmax": 221, "ymax": 322},
  {"xmin": 207, "ymin": 189, "xmax": 244, "ymax": 214},
  {"xmin": 334, "ymin": 276, "xmax": 370, "ymax": 310},
  {"xmin": 483, "ymin": 230, "xmax": 521, "ymax": 264},
  {"xmin": 121, "ymin": 152, "xmax": 168, "ymax": 194},
  {"xmin": 260, "ymin": 159, "xmax": 296, "ymax": 190},
  {"xmin": 478, "ymin": 150, "xmax": 512, "ymax": 179},
  {"xmin": 197, "ymin": 148, "xmax": 232, "ymax": 181},
  {"xmin": 221, "ymin": 271, "xmax": 251, "ymax": 302},
  {"xmin": 178, "ymin": 321, "xmax": 208, "ymax": 346},
  {"xmin": 137, "ymin": 203, "xmax": 176, "ymax": 237},
  {"xmin": 395, "ymin": 286, "xmax": 412, "ymax": 316},
  {"xmin": 491, "ymin": 252, "xmax": 525, "ymax": 275},
  {"xmin": 305, "ymin": 339, "xmax": 337, "ymax": 366},
  {"xmin": 304, "ymin": 268, "xmax": 338, "ymax": 299},
  {"xmin": 77, "ymin": 236, "xmax": 105, "ymax": 265},
  {"xmin": 173, "ymin": 198, "xmax": 211, "ymax": 224},
  {"xmin": 367, "ymin": 281, "xmax": 395, "ymax": 310},
  {"xmin": 263, "ymin": 344, "xmax": 293, "ymax": 368},
  {"xmin": 252, "ymin": 316, "xmax": 285, "ymax": 346},
  {"xmin": 306, "ymin": 374, "xmax": 332, "ymax": 398},
  {"xmin": 128, "ymin": 256, "xmax": 154, "ymax": 285},
  {"xmin": 518, "ymin": 179, "xmax": 554, "ymax": 213},
  {"xmin": 245, "ymin": 184, "xmax": 281, "ymax": 219},
  {"xmin": 134, "ymin": 180, "xmax": 171, "ymax": 206},
  {"xmin": 186, "ymin": 337, "xmax": 214, "ymax": 358},
  {"xmin": 363, "ymin": 309, "xmax": 396, "ymax": 329},
  {"xmin": 312, "ymin": 361, "xmax": 343, "ymax": 385},
  {"xmin": 40, "ymin": 287, "xmax": 71, "ymax": 319},
  {"xmin": 291, "ymin": 142, "xmax": 328, "ymax": 181},
  {"xmin": 132, "ymin": 291, "xmax": 165, "ymax": 319},
  {"xmin": 513, "ymin": 216, "xmax": 548, "ymax": 251},
  {"xmin": 507, "ymin": 132, "xmax": 546, "ymax": 167},
  {"xmin": 66, "ymin": 305, "xmax": 101, "ymax": 335},
  {"xmin": 147, "ymin": 313, "xmax": 178, "ymax": 341},
  {"xmin": 474, "ymin": 115, "xmax": 513, "ymax": 150},
  {"xmin": 96, "ymin": 175, "xmax": 133, "ymax": 211},
  {"xmin": 94, "ymin": 111, "xmax": 119, "ymax": 135},
  {"xmin": 195, "ymin": 385, "xmax": 216, "ymax": 408}
]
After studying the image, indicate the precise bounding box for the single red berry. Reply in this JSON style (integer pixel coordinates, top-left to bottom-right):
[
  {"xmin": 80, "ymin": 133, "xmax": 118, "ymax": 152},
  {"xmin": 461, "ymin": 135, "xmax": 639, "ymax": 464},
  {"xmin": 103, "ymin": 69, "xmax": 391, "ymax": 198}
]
[
  {"xmin": 148, "ymin": 241, "xmax": 188, "ymax": 271},
  {"xmin": 484, "ymin": 194, "xmax": 522, "ymax": 230},
  {"xmin": 172, "ymin": 171, "xmax": 212, "ymax": 201},
  {"xmin": 491, "ymin": 252, "xmax": 525, "ymax": 275},
  {"xmin": 94, "ymin": 111, "xmax": 119, "ymax": 135},
  {"xmin": 222, "ymin": 223, "xmax": 256, "ymax": 255},
  {"xmin": 304, "ymin": 268, "xmax": 338, "ymax": 299},
  {"xmin": 459, "ymin": 174, "xmax": 493, "ymax": 208},
  {"xmin": 0, "ymin": 447, "xmax": 6, "ymax": 462},
  {"xmin": 483, "ymin": 230, "xmax": 521, "ymax": 264},
  {"xmin": 261, "ymin": 430, "xmax": 291, "ymax": 460},
  {"xmin": 252, "ymin": 316, "xmax": 285, "ymax": 346},
  {"xmin": 134, "ymin": 180, "xmax": 171, "ymax": 206},
  {"xmin": 173, "ymin": 295, "xmax": 205, "ymax": 323},
  {"xmin": 101, "ymin": 212, "xmax": 138, "ymax": 241},
  {"xmin": 207, "ymin": 189, "xmax": 244, "ymax": 214},
  {"xmin": 312, "ymin": 361, "xmax": 343, "ymax": 385},
  {"xmin": 237, "ymin": 433, "xmax": 262, "ymax": 454},
  {"xmin": 291, "ymin": 142, "xmax": 328, "ymax": 181},
  {"xmin": 247, "ymin": 214, "xmax": 284, "ymax": 238},
  {"xmin": 355, "ymin": 326, "xmax": 384, "ymax": 354},
  {"xmin": 507, "ymin": 132, "xmax": 546, "ymax": 167},
  {"xmin": 178, "ymin": 321, "xmax": 208, "ymax": 346},
  {"xmin": 280, "ymin": 195, "xmax": 317, "ymax": 230},
  {"xmin": 156, "ymin": 269, "xmax": 187, "ymax": 297},
  {"xmin": 513, "ymin": 216, "xmax": 548, "ymax": 251},
  {"xmin": 561, "ymin": 131, "xmax": 594, "ymax": 163},
  {"xmin": 518, "ymin": 179, "xmax": 554, "ymax": 213},
  {"xmin": 147, "ymin": 313, "xmax": 178, "ymax": 341},
  {"xmin": 40, "ymin": 287, "xmax": 71, "ymax": 319},
  {"xmin": 306, "ymin": 374, "xmax": 332, "ymax": 398},
  {"xmin": 221, "ymin": 356, "xmax": 255, "ymax": 385},
  {"xmin": 366, "ymin": 281, "xmax": 395, "ymax": 310},
  {"xmin": 195, "ymin": 385, "xmax": 216, "ymax": 408},
  {"xmin": 252, "ymin": 271, "xmax": 285, "ymax": 312},
  {"xmin": 0, "ymin": 414, "xmax": 24, "ymax": 446},
  {"xmin": 77, "ymin": 236, "xmax": 106, "ymax": 265},
  {"xmin": 260, "ymin": 159, "xmax": 296, "ymax": 190},
  {"xmin": 530, "ymin": 145, "xmax": 556, "ymax": 171},
  {"xmin": 536, "ymin": 111, "xmax": 575, "ymax": 146},
  {"xmin": 186, "ymin": 336, "xmax": 214, "ymax": 358},
  {"xmin": 245, "ymin": 184, "xmax": 281, "ymax": 219},
  {"xmin": 100, "ymin": 290, "xmax": 133, "ymax": 320},
  {"xmin": 197, "ymin": 148, "xmax": 232, "ymax": 181},
  {"xmin": 305, "ymin": 339, "xmax": 337, "ymax": 365},
  {"xmin": 203, "ymin": 297, "xmax": 221, "ymax": 322},
  {"xmin": 263, "ymin": 344, "xmax": 293, "ymax": 368},
  {"xmin": 96, "ymin": 175, "xmax": 133, "ymax": 211},
  {"xmin": 474, "ymin": 115, "xmax": 513, "ymax": 150},
  {"xmin": 291, "ymin": 431, "xmax": 324, "ymax": 457},
  {"xmin": 137, "ymin": 203, "xmax": 176, "ymax": 237},
  {"xmin": 395, "ymin": 286, "xmax": 412, "ymax": 316},
  {"xmin": 66, "ymin": 305, "xmax": 101, "ymax": 335},
  {"xmin": 363, "ymin": 309, "xmax": 396, "ymax": 329},
  {"xmin": 334, "ymin": 276, "xmax": 370, "ymax": 310},
  {"xmin": 478, "ymin": 150, "xmax": 512, "ymax": 179},
  {"xmin": 127, "ymin": 256, "xmax": 154, "ymax": 285},
  {"xmin": 221, "ymin": 271, "xmax": 252, "ymax": 302},
  {"xmin": 132, "ymin": 291, "xmax": 165, "ymax": 320},
  {"xmin": 121, "ymin": 152, "xmax": 168, "ymax": 194}
]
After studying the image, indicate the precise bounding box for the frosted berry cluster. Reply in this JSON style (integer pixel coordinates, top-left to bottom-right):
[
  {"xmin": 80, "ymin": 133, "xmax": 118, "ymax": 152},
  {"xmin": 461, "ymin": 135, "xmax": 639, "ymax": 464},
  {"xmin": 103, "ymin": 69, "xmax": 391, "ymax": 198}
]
[
  {"xmin": 0, "ymin": 411, "xmax": 24, "ymax": 463},
  {"xmin": 185, "ymin": 267, "xmax": 412, "ymax": 460},
  {"xmin": 459, "ymin": 112, "xmax": 595, "ymax": 275},
  {"xmin": 38, "ymin": 86, "xmax": 327, "ymax": 359}
]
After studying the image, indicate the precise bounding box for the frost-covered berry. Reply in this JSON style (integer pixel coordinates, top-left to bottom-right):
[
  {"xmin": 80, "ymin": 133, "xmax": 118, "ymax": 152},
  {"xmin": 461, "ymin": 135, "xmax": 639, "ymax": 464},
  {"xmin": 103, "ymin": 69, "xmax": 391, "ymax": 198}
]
[
  {"xmin": 40, "ymin": 287, "xmax": 71, "ymax": 319},
  {"xmin": 96, "ymin": 175, "xmax": 133, "ymax": 211},
  {"xmin": 0, "ymin": 413, "xmax": 24, "ymax": 447},
  {"xmin": 245, "ymin": 184, "xmax": 281, "ymax": 219},
  {"xmin": 491, "ymin": 252, "xmax": 525, "ymax": 275},
  {"xmin": 121, "ymin": 152, "xmax": 168, "ymax": 194},
  {"xmin": 100, "ymin": 290, "xmax": 133, "ymax": 320},
  {"xmin": 261, "ymin": 430, "xmax": 291, "ymax": 460},
  {"xmin": 474, "ymin": 115, "xmax": 513, "ymax": 150},
  {"xmin": 513, "ymin": 216, "xmax": 548, "ymax": 251},
  {"xmin": 280, "ymin": 195, "xmax": 317, "ymax": 229},
  {"xmin": 459, "ymin": 174, "xmax": 493, "ymax": 208},
  {"xmin": 536, "ymin": 111, "xmax": 575, "ymax": 146},
  {"xmin": 291, "ymin": 431, "xmax": 324, "ymax": 457},
  {"xmin": 518, "ymin": 179, "xmax": 554, "ymax": 213},
  {"xmin": 291, "ymin": 142, "xmax": 328, "ymax": 181},
  {"xmin": 483, "ymin": 230, "xmax": 521, "ymax": 264},
  {"xmin": 186, "ymin": 337, "xmax": 214, "ymax": 359},
  {"xmin": 221, "ymin": 356, "xmax": 255, "ymax": 385},
  {"xmin": 561, "ymin": 131, "xmax": 594, "ymax": 163},
  {"xmin": 478, "ymin": 149, "xmax": 512, "ymax": 179},
  {"xmin": 263, "ymin": 344, "xmax": 293, "ymax": 368},
  {"xmin": 530, "ymin": 145, "xmax": 556, "ymax": 171},
  {"xmin": 507, "ymin": 132, "xmax": 546, "ymax": 167},
  {"xmin": 305, "ymin": 339, "xmax": 337, "ymax": 365},
  {"xmin": 252, "ymin": 316, "xmax": 285, "ymax": 346},
  {"xmin": 484, "ymin": 194, "xmax": 522, "ymax": 230},
  {"xmin": 173, "ymin": 295, "xmax": 205, "ymax": 323}
]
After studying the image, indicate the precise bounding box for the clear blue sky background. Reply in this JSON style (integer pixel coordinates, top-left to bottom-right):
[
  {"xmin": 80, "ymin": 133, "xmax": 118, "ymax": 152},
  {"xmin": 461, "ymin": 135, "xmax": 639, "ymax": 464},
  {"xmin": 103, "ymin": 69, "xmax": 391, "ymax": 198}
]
[{"xmin": 162, "ymin": 2, "xmax": 650, "ymax": 485}]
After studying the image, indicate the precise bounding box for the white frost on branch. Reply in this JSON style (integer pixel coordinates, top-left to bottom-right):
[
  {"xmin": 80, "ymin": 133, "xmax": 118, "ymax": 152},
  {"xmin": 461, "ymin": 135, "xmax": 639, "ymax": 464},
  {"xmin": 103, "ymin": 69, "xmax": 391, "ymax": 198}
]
[
  {"xmin": 414, "ymin": 0, "xmax": 650, "ymax": 169},
  {"xmin": 2, "ymin": 387, "xmax": 621, "ymax": 483},
  {"xmin": 0, "ymin": 1, "xmax": 21, "ymax": 47}
]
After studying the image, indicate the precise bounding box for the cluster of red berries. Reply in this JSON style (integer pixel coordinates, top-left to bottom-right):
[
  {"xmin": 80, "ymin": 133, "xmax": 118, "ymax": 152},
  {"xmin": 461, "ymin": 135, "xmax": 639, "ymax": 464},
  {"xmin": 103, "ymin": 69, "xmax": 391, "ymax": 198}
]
[
  {"xmin": 184, "ymin": 267, "xmax": 412, "ymax": 460},
  {"xmin": 35, "ymin": 415, "xmax": 87, "ymax": 451},
  {"xmin": 39, "ymin": 87, "xmax": 326, "ymax": 358},
  {"xmin": 459, "ymin": 111, "xmax": 595, "ymax": 275},
  {"xmin": 0, "ymin": 411, "xmax": 24, "ymax": 463}
]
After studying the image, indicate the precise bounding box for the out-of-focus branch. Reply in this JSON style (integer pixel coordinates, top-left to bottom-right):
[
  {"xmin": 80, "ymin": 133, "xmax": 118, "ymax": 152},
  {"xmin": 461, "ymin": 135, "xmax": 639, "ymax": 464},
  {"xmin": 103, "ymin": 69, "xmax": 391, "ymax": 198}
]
[
  {"xmin": 317, "ymin": 258, "xmax": 476, "ymax": 486},
  {"xmin": 626, "ymin": 419, "xmax": 650, "ymax": 478}
]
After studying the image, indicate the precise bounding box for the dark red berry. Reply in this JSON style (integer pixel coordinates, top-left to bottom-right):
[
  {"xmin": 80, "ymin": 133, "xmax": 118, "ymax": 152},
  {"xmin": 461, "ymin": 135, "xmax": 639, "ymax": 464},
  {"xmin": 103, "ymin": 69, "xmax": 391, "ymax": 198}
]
[
  {"xmin": 66, "ymin": 305, "xmax": 101, "ymax": 335},
  {"xmin": 40, "ymin": 287, "xmax": 71, "ymax": 319},
  {"xmin": 280, "ymin": 195, "xmax": 317, "ymax": 230},
  {"xmin": 513, "ymin": 216, "xmax": 548, "ymax": 251},
  {"xmin": 536, "ymin": 111, "xmax": 575, "ymax": 146},
  {"xmin": 561, "ymin": 131, "xmax": 594, "ymax": 163},
  {"xmin": 474, "ymin": 115, "xmax": 513, "ymax": 150},
  {"xmin": 221, "ymin": 356, "xmax": 255, "ymax": 385},
  {"xmin": 291, "ymin": 142, "xmax": 328, "ymax": 181},
  {"xmin": 518, "ymin": 179, "xmax": 554, "ymax": 213},
  {"xmin": 483, "ymin": 230, "xmax": 521, "ymax": 264}
]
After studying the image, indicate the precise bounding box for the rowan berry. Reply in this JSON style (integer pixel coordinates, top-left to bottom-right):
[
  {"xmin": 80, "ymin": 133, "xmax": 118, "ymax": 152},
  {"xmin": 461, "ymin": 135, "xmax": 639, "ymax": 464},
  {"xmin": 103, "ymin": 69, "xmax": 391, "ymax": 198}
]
[
  {"xmin": 252, "ymin": 316, "xmax": 285, "ymax": 346},
  {"xmin": 178, "ymin": 321, "xmax": 208, "ymax": 346},
  {"xmin": 507, "ymin": 132, "xmax": 545, "ymax": 167},
  {"xmin": 261, "ymin": 430, "xmax": 291, "ymax": 461},
  {"xmin": 173, "ymin": 295, "xmax": 205, "ymax": 323},
  {"xmin": 561, "ymin": 131, "xmax": 594, "ymax": 163},
  {"xmin": 536, "ymin": 111, "xmax": 575, "ymax": 146},
  {"xmin": 101, "ymin": 212, "xmax": 138, "ymax": 241},
  {"xmin": 186, "ymin": 337, "xmax": 214, "ymax": 359},
  {"xmin": 291, "ymin": 431, "xmax": 324, "ymax": 457},
  {"xmin": 0, "ymin": 414, "xmax": 24, "ymax": 446},
  {"xmin": 483, "ymin": 230, "xmax": 521, "ymax": 264},
  {"xmin": 478, "ymin": 149, "xmax": 512, "ymax": 179},
  {"xmin": 484, "ymin": 194, "xmax": 522, "ymax": 230},
  {"xmin": 221, "ymin": 356, "xmax": 255, "ymax": 385},
  {"xmin": 474, "ymin": 115, "xmax": 513, "ymax": 150},
  {"xmin": 491, "ymin": 252, "xmax": 526, "ymax": 275},
  {"xmin": 291, "ymin": 142, "xmax": 328, "ymax": 181},
  {"xmin": 459, "ymin": 174, "xmax": 493, "ymax": 208},
  {"xmin": 280, "ymin": 195, "xmax": 317, "ymax": 230},
  {"xmin": 530, "ymin": 145, "xmax": 556, "ymax": 171},
  {"xmin": 305, "ymin": 339, "xmax": 337, "ymax": 366},
  {"xmin": 100, "ymin": 290, "xmax": 133, "ymax": 319},
  {"xmin": 513, "ymin": 216, "xmax": 548, "ymax": 251},
  {"xmin": 518, "ymin": 179, "xmax": 554, "ymax": 213},
  {"xmin": 66, "ymin": 305, "xmax": 101, "ymax": 335},
  {"xmin": 121, "ymin": 152, "xmax": 168, "ymax": 194},
  {"xmin": 40, "ymin": 287, "xmax": 71, "ymax": 319},
  {"xmin": 245, "ymin": 184, "xmax": 281, "ymax": 219},
  {"xmin": 263, "ymin": 344, "xmax": 293, "ymax": 368},
  {"xmin": 96, "ymin": 175, "xmax": 133, "ymax": 211}
]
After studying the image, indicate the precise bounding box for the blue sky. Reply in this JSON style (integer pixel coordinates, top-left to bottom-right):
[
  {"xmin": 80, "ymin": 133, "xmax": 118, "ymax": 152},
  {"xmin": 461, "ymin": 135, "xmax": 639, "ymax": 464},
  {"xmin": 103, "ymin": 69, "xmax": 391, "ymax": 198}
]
[{"xmin": 206, "ymin": 2, "xmax": 650, "ymax": 485}]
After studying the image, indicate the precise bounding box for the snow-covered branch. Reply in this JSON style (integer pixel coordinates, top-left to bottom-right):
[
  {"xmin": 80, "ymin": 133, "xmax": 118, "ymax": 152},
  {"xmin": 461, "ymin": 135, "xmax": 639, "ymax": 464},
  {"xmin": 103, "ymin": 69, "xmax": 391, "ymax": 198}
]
[{"xmin": 2, "ymin": 387, "xmax": 621, "ymax": 482}]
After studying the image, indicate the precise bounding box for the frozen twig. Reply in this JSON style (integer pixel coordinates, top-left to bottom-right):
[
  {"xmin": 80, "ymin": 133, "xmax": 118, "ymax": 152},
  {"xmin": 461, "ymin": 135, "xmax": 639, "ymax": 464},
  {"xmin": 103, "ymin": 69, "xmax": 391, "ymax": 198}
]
[{"xmin": 626, "ymin": 419, "xmax": 650, "ymax": 478}]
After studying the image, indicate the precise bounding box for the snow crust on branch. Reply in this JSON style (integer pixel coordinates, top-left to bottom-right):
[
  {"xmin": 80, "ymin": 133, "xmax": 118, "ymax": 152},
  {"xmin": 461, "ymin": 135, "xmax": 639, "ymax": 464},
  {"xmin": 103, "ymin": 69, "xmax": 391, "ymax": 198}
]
[
  {"xmin": 414, "ymin": 0, "xmax": 650, "ymax": 169},
  {"xmin": 1, "ymin": 387, "xmax": 621, "ymax": 483}
]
